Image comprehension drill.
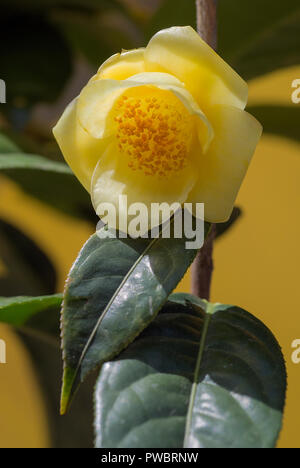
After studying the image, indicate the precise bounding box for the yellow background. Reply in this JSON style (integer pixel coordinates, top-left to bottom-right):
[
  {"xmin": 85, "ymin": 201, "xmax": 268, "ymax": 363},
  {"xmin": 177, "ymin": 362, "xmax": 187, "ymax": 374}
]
[{"xmin": 0, "ymin": 66, "xmax": 299, "ymax": 448}]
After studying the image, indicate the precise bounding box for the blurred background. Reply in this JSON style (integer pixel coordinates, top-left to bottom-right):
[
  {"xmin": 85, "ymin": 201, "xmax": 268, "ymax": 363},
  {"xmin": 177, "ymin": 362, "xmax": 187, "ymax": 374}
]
[{"xmin": 0, "ymin": 0, "xmax": 299, "ymax": 448}]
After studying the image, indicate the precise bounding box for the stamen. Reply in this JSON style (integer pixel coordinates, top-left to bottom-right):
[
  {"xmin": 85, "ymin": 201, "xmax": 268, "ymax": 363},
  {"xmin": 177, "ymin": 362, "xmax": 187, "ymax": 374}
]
[{"xmin": 114, "ymin": 89, "xmax": 194, "ymax": 177}]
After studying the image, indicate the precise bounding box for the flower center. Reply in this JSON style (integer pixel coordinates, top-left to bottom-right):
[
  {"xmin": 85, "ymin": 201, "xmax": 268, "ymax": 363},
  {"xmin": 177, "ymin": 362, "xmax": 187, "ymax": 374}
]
[{"xmin": 114, "ymin": 88, "xmax": 194, "ymax": 177}]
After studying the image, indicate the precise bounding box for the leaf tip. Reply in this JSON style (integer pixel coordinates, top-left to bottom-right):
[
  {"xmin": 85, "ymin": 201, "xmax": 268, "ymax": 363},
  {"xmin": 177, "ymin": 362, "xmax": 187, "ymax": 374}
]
[{"xmin": 60, "ymin": 366, "xmax": 76, "ymax": 415}]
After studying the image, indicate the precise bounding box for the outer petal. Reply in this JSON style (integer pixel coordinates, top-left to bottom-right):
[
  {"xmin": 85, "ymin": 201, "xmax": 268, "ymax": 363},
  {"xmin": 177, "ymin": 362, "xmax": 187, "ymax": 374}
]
[
  {"xmin": 91, "ymin": 141, "xmax": 199, "ymax": 233},
  {"xmin": 187, "ymin": 105, "xmax": 263, "ymax": 222},
  {"xmin": 77, "ymin": 72, "xmax": 213, "ymax": 151},
  {"xmin": 53, "ymin": 99, "xmax": 110, "ymax": 191},
  {"xmin": 145, "ymin": 26, "xmax": 248, "ymax": 112},
  {"xmin": 95, "ymin": 48, "xmax": 146, "ymax": 80}
]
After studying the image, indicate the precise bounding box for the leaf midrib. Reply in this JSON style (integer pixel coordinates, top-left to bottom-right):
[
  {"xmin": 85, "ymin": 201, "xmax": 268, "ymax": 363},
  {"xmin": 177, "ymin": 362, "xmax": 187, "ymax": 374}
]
[{"xmin": 183, "ymin": 309, "xmax": 212, "ymax": 448}]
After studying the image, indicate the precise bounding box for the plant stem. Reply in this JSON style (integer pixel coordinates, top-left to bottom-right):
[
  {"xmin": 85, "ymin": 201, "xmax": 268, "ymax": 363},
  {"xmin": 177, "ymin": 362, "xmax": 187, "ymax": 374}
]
[
  {"xmin": 191, "ymin": 224, "xmax": 216, "ymax": 300},
  {"xmin": 196, "ymin": 0, "xmax": 218, "ymax": 50},
  {"xmin": 192, "ymin": 0, "xmax": 218, "ymax": 300}
]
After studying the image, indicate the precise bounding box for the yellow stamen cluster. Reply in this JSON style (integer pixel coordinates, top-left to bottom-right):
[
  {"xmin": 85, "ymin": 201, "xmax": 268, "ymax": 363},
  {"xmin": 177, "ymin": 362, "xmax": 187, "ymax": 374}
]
[{"xmin": 114, "ymin": 90, "xmax": 193, "ymax": 177}]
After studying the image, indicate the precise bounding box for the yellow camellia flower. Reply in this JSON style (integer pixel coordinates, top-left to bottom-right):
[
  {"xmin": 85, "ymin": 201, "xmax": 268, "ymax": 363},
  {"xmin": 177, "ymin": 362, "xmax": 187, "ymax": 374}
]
[{"xmin": 53, "ymin": 26, "xmax": 262, "ymax": 230}]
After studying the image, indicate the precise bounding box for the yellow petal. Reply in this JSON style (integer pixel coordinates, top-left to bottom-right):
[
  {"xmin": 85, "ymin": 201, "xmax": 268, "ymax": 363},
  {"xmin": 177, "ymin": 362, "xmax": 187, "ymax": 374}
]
[
  {"xmin": 95, "ymin": 48, "xmax": 146, "ymax": 80},
  {"xmin": 124, "ymin": 71, "xmax": 184, "ymax": 87},
  {"xmin": 77, "ymin": 71, "xmax": 213, "ymax": 151},
  {"xmin": 145, "ymin": 26, "xmax": 248, "ymax": 112},
  {"xmin": 187, "ymin": 105, "xmax": 263, "ymax": 222},
  {"xmin": 91, "ymin": 141, "xmax": 199, "ymax": 233},
  {"xmin": 53, "ymin": 98, "xmax": 110, "ymax": 191}
]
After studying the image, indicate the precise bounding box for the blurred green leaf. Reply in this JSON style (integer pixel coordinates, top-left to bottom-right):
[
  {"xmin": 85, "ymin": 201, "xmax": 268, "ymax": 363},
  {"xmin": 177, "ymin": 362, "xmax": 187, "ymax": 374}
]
[
  {"xmin": 0, "ymin": 0, "xmax": 120, "ymax": 10},
  {"xmin": 0, "ymin": 152, "xmax": 71, "ymax": 174},
  {"xmin": 57, "ymin": 8, "xmax": 142, "ymax": 67},
  {"xmin": 218, "ymin": 0, "xmax": 300, "ymax": 79},
  {"xmin": 0, "ymin": 292, "xmax": 95, "ymax": 447},
  {"xmin": 0, "ymin": 10, "xmax": 72, "ymax": 107},
  {"xmin": 61, "ymin": 222, "xmax": 210, "ymax": 413},
  {"xmin": 0, "ymin": 218, "xmax": 57, "ymax": 296},
  {"xmin": 247, "ymin": 106, "xmax": 300, "ymax": 143},
  {"xmin": 145, "ymin": 0, "xmax": 195, "ymax": 40},
  {"xmin": 146, "ymin": 0, "xmax": 300, "ymax": 80},
  {"xmin": 0, "ymin": 294, "xmax": 62, "ymax": 327},
  {"xmin": 0, "ymin": 290, "xmax": 94, "ymax": 447},
  {"xmin": 0, "ymin": 234, "xmax": 94, "ymax": 447},
  {"xmin": 0, "ymin": 134, "xmax": 20, "ymax": 153},
  {"xmin": 0, "ymin": 148, "xmax": 93, "ymax": 219},
  {"xmin": 95, "ymin": 293, "xmax": 286, "ymax": 448},
  {"xmin": 18, "ymin": 329, "xmax": 95, "ymax": 448}
]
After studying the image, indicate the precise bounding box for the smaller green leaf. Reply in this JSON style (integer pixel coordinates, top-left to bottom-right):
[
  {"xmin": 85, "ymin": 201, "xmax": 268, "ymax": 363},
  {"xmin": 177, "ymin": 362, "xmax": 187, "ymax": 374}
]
[
  {"xmin": 0, "ymin": 294, "xmax": 62, "ymax": 327},
  {"xmin": 61, "ymin": 222, "xmax": 210, "ymax": 414}
]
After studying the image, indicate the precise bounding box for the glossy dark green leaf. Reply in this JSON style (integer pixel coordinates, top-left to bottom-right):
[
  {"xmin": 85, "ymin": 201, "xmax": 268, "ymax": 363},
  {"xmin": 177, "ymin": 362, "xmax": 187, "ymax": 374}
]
[
  {"xmin": 247, "ymin": 106, "xmax": 300, "ymax": 143},
  {"xmin": 0, "ymin": 150, "xmax": 93, "ymax": 219},
  {"xmin": 95, "ymin": 293, "xmax": 286, "ymax": 448},
  {"xmin": 0, "ymin": 218, "xmax": 57, "ymax": 296},
  {"xmin": 61, "ymin": 223, "xmax": 209, "ymax": 413}
]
